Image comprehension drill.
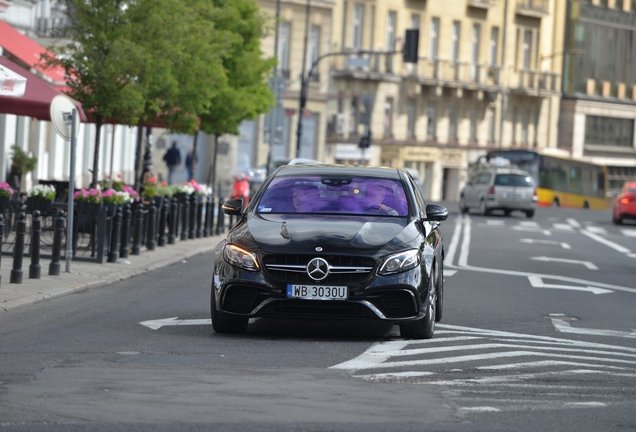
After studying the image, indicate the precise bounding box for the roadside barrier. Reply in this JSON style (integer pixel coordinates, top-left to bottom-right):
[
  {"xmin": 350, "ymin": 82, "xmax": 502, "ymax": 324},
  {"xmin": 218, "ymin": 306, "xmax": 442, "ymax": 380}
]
[
  {"xmin": 120, "ymin": 204, "xmax": 131, "ymax": 258},
  {"xmin": 29, "ymin": 210, "xmax": 41, "ymax": 279},
  {"xmin": 180, "ymin": 198, "xmax": 189, "ymax": 241},
  {"xmin": 108, "ymin": 206, "xmax": 122, "ymax": 263},
  {"xmin": 157, "ymin": 197, "xmax": 168, "ymax": 247},
  {"xmin": 168, "ymin": 197, "xmax": 177, "ymax": 245},
  {"xmin": 10, "ymin": 212, "xmax": 26, "ymax": 284},
  {"xmin": 48, "ymin": 210, "xmax": 65, "ymax": 276}
]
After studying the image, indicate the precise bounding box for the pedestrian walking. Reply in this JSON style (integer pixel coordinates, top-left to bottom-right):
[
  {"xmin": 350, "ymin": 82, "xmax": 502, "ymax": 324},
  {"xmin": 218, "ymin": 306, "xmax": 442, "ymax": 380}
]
[
  {"xmin": 185, "ymin": 147, "xmax": 198, "ymax": 182},
  {"xmin": 162, "ymin": 141, "xmax": 181, "ymax": 185}
]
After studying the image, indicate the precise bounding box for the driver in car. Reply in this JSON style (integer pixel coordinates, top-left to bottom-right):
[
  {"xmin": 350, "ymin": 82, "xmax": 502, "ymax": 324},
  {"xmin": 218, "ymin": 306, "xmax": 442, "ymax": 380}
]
[{"xmin": 364, "ymin": 182, "xmax": 398, "ymax": 215}]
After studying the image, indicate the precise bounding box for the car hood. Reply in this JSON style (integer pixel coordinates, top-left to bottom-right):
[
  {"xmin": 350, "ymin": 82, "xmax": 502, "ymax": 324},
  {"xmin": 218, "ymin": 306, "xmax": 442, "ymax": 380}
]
[{"xmin": 227, "ymin": 214, "xmax": 420, "ymax": 256}]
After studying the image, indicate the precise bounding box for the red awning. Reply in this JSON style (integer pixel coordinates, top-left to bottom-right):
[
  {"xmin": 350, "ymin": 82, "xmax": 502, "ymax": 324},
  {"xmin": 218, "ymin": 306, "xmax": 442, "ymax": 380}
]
[
  {"xmin": 0, "ymin": 56, "xmax": 86, "ymax": 122},
  {"xmin": 0, "ymin": 20, "xmax": 66, "ymax": 86}
]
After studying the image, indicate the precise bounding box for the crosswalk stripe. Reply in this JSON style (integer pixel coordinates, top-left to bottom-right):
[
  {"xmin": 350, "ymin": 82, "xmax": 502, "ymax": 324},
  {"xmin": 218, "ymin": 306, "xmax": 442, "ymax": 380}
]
[
  {"xmin": 586, "ymin": 226, "xmax": 607, "ymax": 234},
  {"xmin": 621, "ymin": 229, "xmax": 636, "ymax": 237}
]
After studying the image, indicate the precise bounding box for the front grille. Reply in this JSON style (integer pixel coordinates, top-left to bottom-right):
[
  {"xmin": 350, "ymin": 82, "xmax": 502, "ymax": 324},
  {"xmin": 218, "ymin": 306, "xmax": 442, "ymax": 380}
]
[
  {"xmin": 222, "ymin": 286, "xmax": 260, "ymax": 313},
  {"xmin": 263, "ymin": 254, "xmax": 375, "ymax": 285},
  {"xmin": 263, "ymin": 300, "xmax": 373, "ymax": 318}
]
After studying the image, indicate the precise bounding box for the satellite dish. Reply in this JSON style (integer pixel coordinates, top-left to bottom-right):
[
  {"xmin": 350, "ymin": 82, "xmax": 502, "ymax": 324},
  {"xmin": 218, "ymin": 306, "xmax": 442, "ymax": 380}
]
[{"xmin": 50, "ymin": 95, "xmax": 81, "ymax": 140}]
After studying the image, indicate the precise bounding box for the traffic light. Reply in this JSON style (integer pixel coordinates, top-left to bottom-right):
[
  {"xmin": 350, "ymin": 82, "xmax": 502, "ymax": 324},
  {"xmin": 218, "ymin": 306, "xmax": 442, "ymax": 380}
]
[
  {"xmin": 358, "ymin": 129, "xmax": 372, "ymax": 150},
  {"xmin": 403, "ymin": 29, "xmax": 419, "ymax": 63}
]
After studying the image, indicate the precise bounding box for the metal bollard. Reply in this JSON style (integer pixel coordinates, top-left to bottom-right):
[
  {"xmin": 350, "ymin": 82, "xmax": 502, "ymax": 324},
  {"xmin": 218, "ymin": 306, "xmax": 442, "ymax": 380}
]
[
  {"xmin": 158, "ymin": 197, "xmax": 167, "ymax": 247},
  {"xmin": 168, "ymin": 197, "xmax": 177, "ymax": 245},
  {"xmin": 108, "ymin": 206, "xmax": 122, "ymax": 263},
  {"xmin": 49, "ymin": 210, "xmax": 65, "ymax": 276},
  {"xmin": 29, "ymin": 210, "xmax": 42, "ymax": 279},
  {"xmin": 180, "ymin": 197, "xmax": 189, "ymax": 241},
  {"xmin": 119, "ymin": 204, "xmax": 131, "ymax": 258},
  {"xmin": 146, "ymin": 202, "xmax": 157, "ymax": 250},
  {"xmin": 0, "ymin": 214, "xmax": 4, "ymax": 286},
  {"xmin": 203, "ymin": 196, "xmax": 210, "ymax": 237},
  {"xmin": 10, "ymin": 212, "xmax": 27, "ymax": 283},
  {"xmin": 216, "ymin": 198, "xmax": 225, "ymax": 235},
  {"xmin": 131, "ymin": 204, "xmax": 144, "ymax": 255},
  {"xmin": 189, "ymin": 197, "xmax": 197, "ymax": 239},
  {"xmin": 195, "ymin": 197, "xmax": 203, "ymax": 238}
]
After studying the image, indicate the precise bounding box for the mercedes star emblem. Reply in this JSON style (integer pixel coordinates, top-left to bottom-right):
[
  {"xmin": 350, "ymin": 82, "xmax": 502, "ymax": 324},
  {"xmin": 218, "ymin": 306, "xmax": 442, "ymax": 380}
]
[
  {"xmin": 315, "ymin": 247, "xmax": 323, "ymax": 252},
  {"xmin": 306, "ymin": 257, "xmax": 329, "ymax": 281}
]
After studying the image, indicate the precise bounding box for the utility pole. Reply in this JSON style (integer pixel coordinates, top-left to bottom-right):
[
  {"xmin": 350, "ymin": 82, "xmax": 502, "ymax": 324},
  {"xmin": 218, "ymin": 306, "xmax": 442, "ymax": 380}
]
[
  {"xmin": 295, "ymin": 0, "xmax": 311, "ymax": 158},
  {"xmin": 267, "ymin": 0, "xmax": 282, "ymax": 173},
  {"xmin": 498, "ymin": 0, "xmax": 509, "ymax": 148}
]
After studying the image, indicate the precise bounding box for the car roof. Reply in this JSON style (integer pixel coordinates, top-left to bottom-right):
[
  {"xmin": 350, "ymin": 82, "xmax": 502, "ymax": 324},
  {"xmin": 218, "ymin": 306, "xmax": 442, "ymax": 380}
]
[{"xmin": 275, "ymin": 164, "xmax": 404, "ymax": 180}]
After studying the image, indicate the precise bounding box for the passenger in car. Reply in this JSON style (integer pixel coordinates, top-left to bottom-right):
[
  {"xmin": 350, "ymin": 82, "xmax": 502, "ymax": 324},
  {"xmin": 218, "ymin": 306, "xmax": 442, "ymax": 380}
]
[
  {"xmin": 292, "ymin": 185, "xmax": 321, "ymax": 212},
  {"xmin": 364, "ymin": 182, "xmax": 399, "ymax": 215}
]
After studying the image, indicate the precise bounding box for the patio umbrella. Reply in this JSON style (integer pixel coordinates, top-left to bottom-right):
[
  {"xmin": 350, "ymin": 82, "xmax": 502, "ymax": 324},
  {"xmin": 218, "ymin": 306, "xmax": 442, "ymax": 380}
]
[{"xmin": 0, "ymin": 56, "xmax": 86, "ymax": 121}]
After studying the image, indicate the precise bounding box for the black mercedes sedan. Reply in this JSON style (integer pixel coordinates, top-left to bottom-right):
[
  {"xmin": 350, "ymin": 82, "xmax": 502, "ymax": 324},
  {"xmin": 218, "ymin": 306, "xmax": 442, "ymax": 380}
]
[{"xmin": 211, "ymin": 165, "xmax": 448, "ymax": 339}]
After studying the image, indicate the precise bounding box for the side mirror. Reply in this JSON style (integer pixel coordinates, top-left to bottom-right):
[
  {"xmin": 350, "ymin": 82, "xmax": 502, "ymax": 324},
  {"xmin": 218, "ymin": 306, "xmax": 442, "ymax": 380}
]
[
  {"xmin": 222, "ymin": 198, "xmax": 244, "ymax": 216},
  {"xmin": 424, "ymin": 203, "xmax": 448, "ymax": 222}
]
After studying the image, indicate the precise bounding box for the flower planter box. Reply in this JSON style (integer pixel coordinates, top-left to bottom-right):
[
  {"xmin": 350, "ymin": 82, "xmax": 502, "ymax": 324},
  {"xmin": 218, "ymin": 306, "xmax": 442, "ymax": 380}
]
[
  {"xmin": 75, "ymin": 201, "xmax": 104, "ymax": 218},
  {"xmin": 27, "ymin": 197, "xmax": 53, "ymax": 214}
]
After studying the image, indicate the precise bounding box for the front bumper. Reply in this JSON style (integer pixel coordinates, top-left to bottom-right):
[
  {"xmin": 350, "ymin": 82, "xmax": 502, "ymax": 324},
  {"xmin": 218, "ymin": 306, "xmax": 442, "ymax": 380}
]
[{"xmin": 213, "ymin": 261, "xmax": 428, "ymax": 323}]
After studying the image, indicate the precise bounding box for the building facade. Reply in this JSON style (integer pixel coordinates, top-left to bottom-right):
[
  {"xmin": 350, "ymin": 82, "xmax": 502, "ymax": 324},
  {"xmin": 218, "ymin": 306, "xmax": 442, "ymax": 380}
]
[
  {"xmin": 558, "ymin": 0, "xmax": 636, "ymax": 194},
  {"xmin": 324, "ymin": 0, "xmax": 563, "ymax": 201}
]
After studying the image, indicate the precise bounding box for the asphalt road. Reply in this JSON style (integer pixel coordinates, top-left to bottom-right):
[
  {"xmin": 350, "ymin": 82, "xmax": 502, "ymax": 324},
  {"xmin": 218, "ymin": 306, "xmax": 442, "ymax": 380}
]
[{"xmin": 0, "ymin": 205, "xmax": 634, "ymax": 431}]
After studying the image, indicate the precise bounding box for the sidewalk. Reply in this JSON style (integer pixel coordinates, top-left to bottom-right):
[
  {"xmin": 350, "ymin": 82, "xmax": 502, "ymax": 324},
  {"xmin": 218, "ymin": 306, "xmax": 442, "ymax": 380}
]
[{"xmin": 0, "ymin": 233, "xmax": 225, "ymax": 312}]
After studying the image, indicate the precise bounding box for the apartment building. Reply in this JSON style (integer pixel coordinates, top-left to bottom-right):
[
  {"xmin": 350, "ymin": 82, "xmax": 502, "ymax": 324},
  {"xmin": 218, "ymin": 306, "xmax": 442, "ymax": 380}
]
[
  {"xmin": 558, "ymin": 0, "xmax": 636, "ymax": 194},
  {"xmin": 325, "ymin": 0, "xmax": 562, "ymax": 201}
]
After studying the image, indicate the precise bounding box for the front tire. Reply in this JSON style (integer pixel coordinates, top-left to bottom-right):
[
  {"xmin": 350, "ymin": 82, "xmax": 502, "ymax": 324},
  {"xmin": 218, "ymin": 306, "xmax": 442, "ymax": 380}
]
[
  {"xmin": 525, "ymin": 210, "xmax": 535, "ymax": 218},
  {"xmin": 211, "ymin": 291, "xmax": 249, "ymax": 334},
  {"xmin": 400, "ymin": 269, "xmax": 435, "ymax": 340}
]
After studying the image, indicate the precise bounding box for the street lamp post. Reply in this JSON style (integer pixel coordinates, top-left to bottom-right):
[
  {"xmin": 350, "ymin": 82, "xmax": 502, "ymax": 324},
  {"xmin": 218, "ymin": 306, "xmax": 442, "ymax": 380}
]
[{"xmin": 295, "ymin": 0, "xmax": 311, "ymax": 158}]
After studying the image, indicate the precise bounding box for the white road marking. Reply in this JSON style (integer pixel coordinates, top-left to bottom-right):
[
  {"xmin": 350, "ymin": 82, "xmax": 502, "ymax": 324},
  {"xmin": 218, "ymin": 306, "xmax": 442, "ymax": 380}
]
[
  {"xmin": 528, "ymin": 276, "xmax": 611, "ymax": 295},
  {"xmin": 445, "ymin": 270, "xmax": 458, "ymax": 276},
  {"xmin": 486, "ymin": 220, "xmax": 505, "ymax": 226},
  {"xmin": 586, "ymin": 226, "xmax": 607, "ymax": 235},
  {"xmin": 519, "ymin": 221, "xmax": 540, "ymax": 227},
  {"xmin": 512, "ymin": 226, "xmax": 551, "ymax": 236},
  {"xmin": 550, "ymin": 315, "xmax": 636, "ymax": 339},
  {"xmin": 564, "ymin": 402, "xmax": 606, "ymax": 407},
  {"xmin": 552, "ymin": 223, "xmax": 574, "ymax": 232},
  {"xmin": 450, "ymin": 216, "xmax": 636, "ymax": 295},
  {"xmin": 519, "ymin": 238, "xmax": 571, "ymax": 249},
  {"xmin": 580, "ymin": 229, "xmax": 631, "ymax": 254},
  {"xmin": 140, "ymin": 317, "xmax": 211, "ymax": 330},
  {"xmin": 445, "ymin": 214, "xmax": 463, "ymax": 268},
  {"xmin": 460, "ymin": 407, "xmax": 501, "ymax": 412},
  {"xmin": 530, "ymin": 256, "xmax": 598, "ymax": 270},
  {"xmin": 477, "ymin": 360, "xmax": 627, "ymax": 371},
  {"xmin": 621, "ymin": 229, "xmax": 636, "ymax": 238},
  {"xmin": 567, "ymin": 218, "xmax": 581, "ymax": 228}
]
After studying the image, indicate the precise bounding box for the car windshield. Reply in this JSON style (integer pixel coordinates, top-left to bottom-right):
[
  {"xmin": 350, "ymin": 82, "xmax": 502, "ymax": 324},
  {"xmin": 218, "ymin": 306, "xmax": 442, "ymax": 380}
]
[
  {"xmin": 627, "ymin": 186, "xmax": 636, "ymax": 194},
  {"xmin": 494, "ymin": 174, "xmax": 534, "ymax": 187},
  {"xmin": 256, "ymin": 176, "xmax": 408, "ymax": 216}
]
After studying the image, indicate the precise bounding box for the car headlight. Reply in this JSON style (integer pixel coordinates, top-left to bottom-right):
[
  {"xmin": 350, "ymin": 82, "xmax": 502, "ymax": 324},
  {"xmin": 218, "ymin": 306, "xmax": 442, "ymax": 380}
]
[
  {"xmin": 223, "ymin": 244, "xmax": 260, "ymax": 271},
  {"xmin": 378, "ymin": 249, "xmax": 420, "ymax": 275}
]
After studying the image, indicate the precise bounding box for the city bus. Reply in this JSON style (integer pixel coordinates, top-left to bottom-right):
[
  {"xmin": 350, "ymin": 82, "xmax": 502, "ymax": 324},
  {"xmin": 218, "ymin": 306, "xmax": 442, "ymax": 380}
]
[{"xmin": 476, "ymin": 150, "xmax": 610, "ymax": 210}]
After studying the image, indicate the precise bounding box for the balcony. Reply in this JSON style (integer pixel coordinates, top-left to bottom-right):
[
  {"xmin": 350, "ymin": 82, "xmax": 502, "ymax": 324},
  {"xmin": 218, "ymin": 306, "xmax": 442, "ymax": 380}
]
[
  {"xmin": 417, "ymin": 59, "xmax": 502, "ymax": 88},
  {"xmin": 512, "ymin": 68, "xmax": 560, "ymax": 93},
  {"xmin": 468, "ymin": 0, "xmax": 496, "ymax": 9},
  {"xmin": 516, "ymin": 0, "xmax": 549, "ymax": 17}
]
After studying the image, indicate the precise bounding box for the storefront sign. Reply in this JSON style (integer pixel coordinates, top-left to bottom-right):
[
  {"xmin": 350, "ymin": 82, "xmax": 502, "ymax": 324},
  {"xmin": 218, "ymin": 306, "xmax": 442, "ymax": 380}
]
[{"xmin": 403, "ymin": 146, "xmax": 438, "ymax": 161}]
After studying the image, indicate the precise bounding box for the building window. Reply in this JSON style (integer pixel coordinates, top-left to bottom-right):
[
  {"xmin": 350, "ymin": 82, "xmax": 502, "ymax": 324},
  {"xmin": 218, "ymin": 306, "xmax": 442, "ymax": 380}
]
[
  {"xmin": 448, "ymin": 105, "xmax": 457, "ymax": 142},
  {"xmin": 350, "ymin": 96, "xmax": 359, "ymax": 135},
  {"xmin": 369, "ymin": 6, "xmax": 375, "ymax": 49},
  {"xmin": 307, "ymin": 26, "xmax": 320, "ymax": 74},
  {"xmin": 427, "ymin": 102, "xmax": 436, "ymax": 140},
  {"xmin": 521, "ymin": 110, "xmax": 528, "ymax": 145},
  {"xmin": 585, "ymin": 115, "xmax": 634, "ymax": 148},
  {"xmin": 522, "ymin": 29, "xmax": 532, "ymax": 69},
  {"xmin": 487, "ymin": 106, "xmax": 496, "ymax": 143},
  {"xmin": 352, "ymin": 4, "xmax": 364, "ymax": 49},
  {"xmin": 469, "ymin": 106, "xmax": 477, "ymax": 143},
  {"xmin": 278, "ymin": 22, "xmax": 290, "ymax": 74},
  {"xmin": 471, "ymin": 23, "xmax": 481, "ymax": 80},
  {"xmin": 384, "ymin": 97, "xmax": 394, "ymax": 137},
  {"xmin": 429, "ymin": 17, "xmax": 440, "ymax": 61},
  {"xmin": 411, "ymin": 13, "xmax": 420, "ymax": 30},
  {"xmin": 407, "ymin": 98, "xmax": 416, "ymax": 139},
  {"xmin": 451, "ymin": 21, "xmax": 461, "ymax": 63},
  {"xmin": 385, "ymin": 11, "xmax": 397, "ymax": 72},
  {"xmin": 489, "ymin": 27, "xmax": 499, "ymax": 66}
]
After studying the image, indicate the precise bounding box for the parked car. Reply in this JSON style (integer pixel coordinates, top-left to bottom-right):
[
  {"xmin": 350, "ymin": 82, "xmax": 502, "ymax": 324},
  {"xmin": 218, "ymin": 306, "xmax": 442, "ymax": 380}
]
[
  {"xmin": 212, "ymin": 165, "xmax": 448, "ymax": 339},
  {"xmin": 612, "ymin": 182, "xmax": 636, "ymax": 224},
  {"xmin": 460, "ymin": 163, "xmax": 537, "ymax": 218}
]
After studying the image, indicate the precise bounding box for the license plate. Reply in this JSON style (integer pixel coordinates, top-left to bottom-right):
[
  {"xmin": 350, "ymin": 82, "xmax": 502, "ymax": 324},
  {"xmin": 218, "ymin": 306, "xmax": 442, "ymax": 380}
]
[{"xmin": 287, "ymin": 284, "xmax": 348, "ymax": 300}]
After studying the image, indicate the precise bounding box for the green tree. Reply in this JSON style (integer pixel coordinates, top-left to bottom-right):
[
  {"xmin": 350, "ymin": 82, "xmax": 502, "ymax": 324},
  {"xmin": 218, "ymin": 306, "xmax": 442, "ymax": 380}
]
[
  {"xmin": 44, "ymin": 0, "xmax": 146, "ymax": 187},
  {"xmin": 197, "ymin": 0, "xmax": 276, "ymax": 189}
]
